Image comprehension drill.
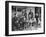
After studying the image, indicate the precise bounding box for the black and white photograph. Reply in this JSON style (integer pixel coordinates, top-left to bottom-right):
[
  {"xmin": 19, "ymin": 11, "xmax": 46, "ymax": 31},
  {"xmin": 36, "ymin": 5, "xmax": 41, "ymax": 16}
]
[
  {"xmin": 12, "ymin": 6, "xmax": 41, "ymax": 31},
  {"xmin": 5, "ymin": 1, "xmax": 45, "ymax": 36}
]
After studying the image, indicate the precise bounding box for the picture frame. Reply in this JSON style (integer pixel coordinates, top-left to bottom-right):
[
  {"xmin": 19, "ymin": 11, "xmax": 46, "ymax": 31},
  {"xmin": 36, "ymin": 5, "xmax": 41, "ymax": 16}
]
[{"xmin": 5, "ymin": 1, "xmax": 45, "ymax": 36}]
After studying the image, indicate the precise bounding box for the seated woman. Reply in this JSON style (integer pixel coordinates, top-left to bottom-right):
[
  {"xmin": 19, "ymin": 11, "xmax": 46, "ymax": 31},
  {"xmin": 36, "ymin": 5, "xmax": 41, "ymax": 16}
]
[
  {"xmin": 28, "ymin": 10, "xmax": 37, "ymax": 28},
  {"xmin": 28, "ymin": 10, "xmax": 36, "ymax": 23}
]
